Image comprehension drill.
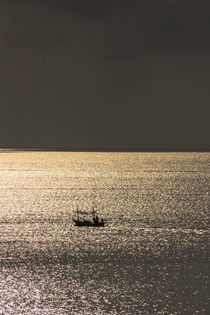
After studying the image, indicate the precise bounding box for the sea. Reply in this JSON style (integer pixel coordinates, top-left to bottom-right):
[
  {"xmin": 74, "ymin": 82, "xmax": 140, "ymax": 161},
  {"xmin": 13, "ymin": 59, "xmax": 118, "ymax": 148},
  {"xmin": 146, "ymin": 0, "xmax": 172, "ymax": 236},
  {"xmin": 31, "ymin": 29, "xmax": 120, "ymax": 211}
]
[{"xmin": 0, "ymin": 151, "xmax": 209, "ymax": 315}]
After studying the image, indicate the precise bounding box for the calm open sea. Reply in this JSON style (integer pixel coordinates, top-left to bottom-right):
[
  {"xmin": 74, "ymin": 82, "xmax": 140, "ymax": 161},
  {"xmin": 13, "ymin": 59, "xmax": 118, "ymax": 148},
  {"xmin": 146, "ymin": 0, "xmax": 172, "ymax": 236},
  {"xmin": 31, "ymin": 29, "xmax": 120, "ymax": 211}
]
[{"xmin": 0, "ymin": 151, "xmax": 209, "ymax": 314}]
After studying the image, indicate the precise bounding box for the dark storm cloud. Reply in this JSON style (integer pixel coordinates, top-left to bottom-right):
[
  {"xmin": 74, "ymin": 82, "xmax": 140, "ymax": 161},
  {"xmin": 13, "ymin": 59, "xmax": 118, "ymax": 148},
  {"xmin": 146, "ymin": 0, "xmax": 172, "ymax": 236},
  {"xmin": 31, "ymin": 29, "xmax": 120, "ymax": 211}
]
[{"xmin": 0, "ymin": 0, "xmax": 209, "ymax": 149}]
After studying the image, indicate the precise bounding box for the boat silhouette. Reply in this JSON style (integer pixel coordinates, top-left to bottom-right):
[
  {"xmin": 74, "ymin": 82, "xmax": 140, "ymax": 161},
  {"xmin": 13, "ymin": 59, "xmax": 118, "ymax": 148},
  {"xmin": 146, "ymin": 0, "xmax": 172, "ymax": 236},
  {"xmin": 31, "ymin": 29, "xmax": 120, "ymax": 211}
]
[{"xmin": 73, "ymin": 206, "xmax": 105, "ymax": 227}]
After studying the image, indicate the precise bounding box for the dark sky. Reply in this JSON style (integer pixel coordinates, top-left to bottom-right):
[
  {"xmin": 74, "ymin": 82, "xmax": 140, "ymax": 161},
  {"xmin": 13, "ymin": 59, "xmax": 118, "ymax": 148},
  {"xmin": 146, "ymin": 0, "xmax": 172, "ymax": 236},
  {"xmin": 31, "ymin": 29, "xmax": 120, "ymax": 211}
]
[{"xmin": 1, "ymin": 0, "xmax": 210, "ymax": 150}]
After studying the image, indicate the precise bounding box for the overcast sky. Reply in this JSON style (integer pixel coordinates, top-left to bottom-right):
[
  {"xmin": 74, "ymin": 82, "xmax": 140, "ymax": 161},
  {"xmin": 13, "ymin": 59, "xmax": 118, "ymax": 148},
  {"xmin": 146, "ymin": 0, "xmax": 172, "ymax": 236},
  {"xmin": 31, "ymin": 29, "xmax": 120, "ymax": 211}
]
[{"xmin": 1, "ymin": 0, "xmax": 209, "ymax": 150}]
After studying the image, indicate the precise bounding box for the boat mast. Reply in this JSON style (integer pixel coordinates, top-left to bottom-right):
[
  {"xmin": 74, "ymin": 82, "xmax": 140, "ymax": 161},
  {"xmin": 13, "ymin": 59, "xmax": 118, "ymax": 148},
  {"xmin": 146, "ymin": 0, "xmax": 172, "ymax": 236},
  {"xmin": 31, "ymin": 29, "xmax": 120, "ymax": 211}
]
[
  {"xmin": 76, "ymin": 205, "xmax": 79, "ymax": 220},
  {"xmin": 92, "ymin": 205, "xmax": 96, "ymax": 219}
]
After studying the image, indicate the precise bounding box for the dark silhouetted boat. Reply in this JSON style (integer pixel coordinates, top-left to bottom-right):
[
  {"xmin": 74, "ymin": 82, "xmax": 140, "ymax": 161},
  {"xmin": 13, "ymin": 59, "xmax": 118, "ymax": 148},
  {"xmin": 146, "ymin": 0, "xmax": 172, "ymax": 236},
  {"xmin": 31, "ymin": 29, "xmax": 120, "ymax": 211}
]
[{"xmin": 73, "ymin": 207, "xmax": 105, "ymax": 227}]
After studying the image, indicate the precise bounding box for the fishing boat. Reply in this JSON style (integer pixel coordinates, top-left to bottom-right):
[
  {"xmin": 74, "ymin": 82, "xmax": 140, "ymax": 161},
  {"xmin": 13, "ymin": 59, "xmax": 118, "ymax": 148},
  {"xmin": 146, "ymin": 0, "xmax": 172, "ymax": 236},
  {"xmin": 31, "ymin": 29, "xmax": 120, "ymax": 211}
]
[{"xmin": 73, "ymin": 207, "xmax": 105, "ymax": 227}]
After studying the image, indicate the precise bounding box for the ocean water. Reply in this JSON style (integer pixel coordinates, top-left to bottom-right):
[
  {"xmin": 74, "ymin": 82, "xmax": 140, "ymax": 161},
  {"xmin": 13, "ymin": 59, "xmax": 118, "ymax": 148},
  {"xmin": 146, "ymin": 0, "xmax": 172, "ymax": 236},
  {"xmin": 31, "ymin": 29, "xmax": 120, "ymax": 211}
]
[{"xmin": 0, "ymin": 151, "xmax": 209, "ymax": 314}]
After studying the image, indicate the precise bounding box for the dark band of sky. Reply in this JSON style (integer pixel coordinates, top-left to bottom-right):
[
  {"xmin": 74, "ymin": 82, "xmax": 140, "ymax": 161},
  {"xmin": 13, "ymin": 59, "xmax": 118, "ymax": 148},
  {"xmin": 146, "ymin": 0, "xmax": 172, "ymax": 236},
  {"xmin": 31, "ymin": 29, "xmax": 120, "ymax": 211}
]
[{"xmin": 1, "ymin": 0, "xmax": 210, "ymax": 150}]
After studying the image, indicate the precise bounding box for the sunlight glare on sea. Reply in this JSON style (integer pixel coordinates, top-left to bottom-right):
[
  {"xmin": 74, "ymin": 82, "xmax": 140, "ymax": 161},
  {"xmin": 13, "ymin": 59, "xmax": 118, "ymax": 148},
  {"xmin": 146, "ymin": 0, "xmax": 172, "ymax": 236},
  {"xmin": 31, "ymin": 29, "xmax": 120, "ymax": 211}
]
[{"xmin": 0, "ymin": 151, "xmax": 209, "ymax": 314}]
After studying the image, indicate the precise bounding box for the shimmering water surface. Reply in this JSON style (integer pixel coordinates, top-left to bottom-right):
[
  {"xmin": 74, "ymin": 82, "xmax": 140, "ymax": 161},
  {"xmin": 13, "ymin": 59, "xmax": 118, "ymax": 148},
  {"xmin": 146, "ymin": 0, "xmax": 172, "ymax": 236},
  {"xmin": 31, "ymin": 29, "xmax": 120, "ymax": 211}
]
[{"xmin": 0, "ymin": 151, "xmax": 209, "ymax": 314}]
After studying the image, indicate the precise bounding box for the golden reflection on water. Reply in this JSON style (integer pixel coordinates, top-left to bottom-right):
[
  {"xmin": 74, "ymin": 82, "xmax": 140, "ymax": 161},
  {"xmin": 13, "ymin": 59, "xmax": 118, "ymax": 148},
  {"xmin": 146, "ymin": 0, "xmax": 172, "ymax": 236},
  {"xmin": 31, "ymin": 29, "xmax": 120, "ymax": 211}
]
[{"xmin": 0, "ymin": 151, "xmax": 209, "ymax": 314}]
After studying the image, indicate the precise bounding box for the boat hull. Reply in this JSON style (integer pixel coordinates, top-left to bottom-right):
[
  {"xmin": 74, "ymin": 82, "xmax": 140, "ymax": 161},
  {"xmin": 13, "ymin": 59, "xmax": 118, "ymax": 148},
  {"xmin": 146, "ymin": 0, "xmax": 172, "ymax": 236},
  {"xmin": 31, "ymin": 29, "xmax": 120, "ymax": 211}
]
[{"xmin": 73, "ymin": 219, "xmax": 104, "ymax": 227}]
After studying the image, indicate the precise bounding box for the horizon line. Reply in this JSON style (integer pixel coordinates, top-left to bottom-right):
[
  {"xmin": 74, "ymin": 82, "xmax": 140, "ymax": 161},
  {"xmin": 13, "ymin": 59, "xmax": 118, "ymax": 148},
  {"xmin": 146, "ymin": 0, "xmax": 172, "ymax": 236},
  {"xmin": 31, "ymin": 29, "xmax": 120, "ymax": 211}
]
[{"xmin": 0, "ymin": 147, "xmax": 209, "ymax": 153}]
